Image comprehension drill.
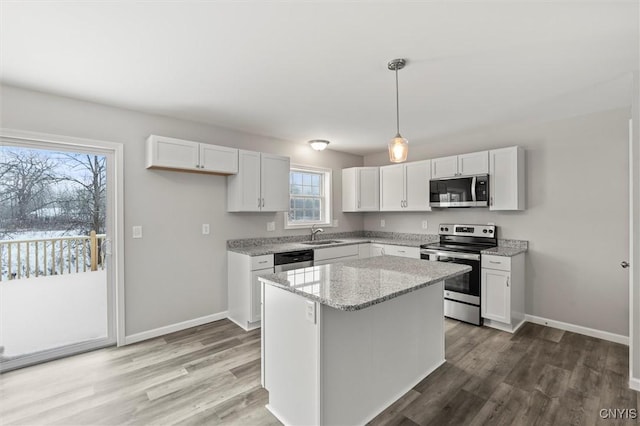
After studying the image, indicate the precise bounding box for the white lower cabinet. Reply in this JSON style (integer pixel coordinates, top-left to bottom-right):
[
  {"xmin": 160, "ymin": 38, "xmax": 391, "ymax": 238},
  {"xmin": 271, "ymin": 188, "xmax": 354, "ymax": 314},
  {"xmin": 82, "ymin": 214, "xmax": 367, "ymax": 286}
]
[
  {"xmin": 370, "ymin": 244, "xmax": 419, "ymax": 259},
  {"xmin": 314, "ymin": 245, "xmax": 359, "ymax": 265},
  {"xmin": 358, "ymin": 243, "xmax": 371, "ymax": 259},
  {"xmin": 481, "ymin": 253, "xmax": 525, "ymax": 332},
  {"xmin": 228, "ymin": 252, "xmax": 274, "ymax": 330}
]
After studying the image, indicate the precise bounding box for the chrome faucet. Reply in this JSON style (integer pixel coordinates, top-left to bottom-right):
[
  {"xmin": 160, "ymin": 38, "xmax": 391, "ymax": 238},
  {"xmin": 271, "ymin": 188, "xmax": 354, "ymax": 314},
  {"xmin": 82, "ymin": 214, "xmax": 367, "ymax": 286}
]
[{"xmin": 311, "ymin": 224, "xmax": 324, "ymax": 241}]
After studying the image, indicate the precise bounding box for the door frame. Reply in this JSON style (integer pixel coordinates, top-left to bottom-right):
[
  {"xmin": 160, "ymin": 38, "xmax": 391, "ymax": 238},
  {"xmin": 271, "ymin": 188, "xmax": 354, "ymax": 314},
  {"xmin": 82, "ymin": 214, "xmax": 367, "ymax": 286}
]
[
  {"xmin": 0, "ymin": 128, "xmax": 125, "ymax": 361},
  {"xmin": 630, "ymin": 70, "xmax": 640, "ymax": 392}
]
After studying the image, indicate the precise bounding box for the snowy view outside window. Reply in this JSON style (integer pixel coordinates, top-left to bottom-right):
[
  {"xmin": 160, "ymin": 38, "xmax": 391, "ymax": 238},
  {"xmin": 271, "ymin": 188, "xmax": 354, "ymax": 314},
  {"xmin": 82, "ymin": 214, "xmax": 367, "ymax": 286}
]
[{"xmin": 0, "ymin": 146, "xmax": 107, "ymax": 281}]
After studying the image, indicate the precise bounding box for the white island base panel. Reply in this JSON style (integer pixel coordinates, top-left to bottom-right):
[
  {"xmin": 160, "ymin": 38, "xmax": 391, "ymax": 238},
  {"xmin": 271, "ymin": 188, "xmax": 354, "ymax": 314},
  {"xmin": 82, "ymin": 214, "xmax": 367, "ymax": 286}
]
[{"xmin": 262, "ymin": 281, "xmax": 445, "ymax": 426}]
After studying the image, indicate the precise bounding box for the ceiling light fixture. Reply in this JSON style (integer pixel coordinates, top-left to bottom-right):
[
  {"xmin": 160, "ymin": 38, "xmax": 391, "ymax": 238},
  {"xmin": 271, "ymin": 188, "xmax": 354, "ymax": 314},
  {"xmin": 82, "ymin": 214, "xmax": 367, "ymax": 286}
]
[
  {"xmin": 308, "ymin": 139, "xmax": 330, "ymax": 151},
  {"xmin": 388, "ymin": 58, "xmax": 408, "ymax": 163}
]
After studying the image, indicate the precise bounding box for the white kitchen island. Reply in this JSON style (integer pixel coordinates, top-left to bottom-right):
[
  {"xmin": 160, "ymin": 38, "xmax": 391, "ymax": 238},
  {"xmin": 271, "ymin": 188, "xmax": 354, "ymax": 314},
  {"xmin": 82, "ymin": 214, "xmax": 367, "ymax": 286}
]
[{"xmin": 258, "ymin": 256, "xmax": 471, "ymax": 426}]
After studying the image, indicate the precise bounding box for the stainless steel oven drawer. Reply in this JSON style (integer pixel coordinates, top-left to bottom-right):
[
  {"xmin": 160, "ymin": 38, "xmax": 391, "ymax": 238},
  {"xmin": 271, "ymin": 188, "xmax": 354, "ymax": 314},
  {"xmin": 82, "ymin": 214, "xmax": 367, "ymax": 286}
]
[{"xmin": 444, "ymin": 299, "xmax": 481, "ymax": 325}]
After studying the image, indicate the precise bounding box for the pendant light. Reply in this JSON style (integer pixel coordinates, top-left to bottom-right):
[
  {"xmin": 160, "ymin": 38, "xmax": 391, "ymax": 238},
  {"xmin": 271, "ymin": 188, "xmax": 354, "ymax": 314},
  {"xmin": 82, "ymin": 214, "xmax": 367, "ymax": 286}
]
[{"xmin": 388, "ymin": 58, "xmax": 408, "ymax": 163}]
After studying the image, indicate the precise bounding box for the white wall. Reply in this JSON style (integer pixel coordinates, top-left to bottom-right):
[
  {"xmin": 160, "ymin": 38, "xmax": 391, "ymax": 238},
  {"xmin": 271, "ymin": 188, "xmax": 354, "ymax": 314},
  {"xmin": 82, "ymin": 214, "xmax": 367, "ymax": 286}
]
[
  {"xmin": 0, "ymin": 85, "xmax": 363, "ymax": 336},
  {"xmin": 364, "ymin": 108, "xmax": 630, "ymax": 336}
]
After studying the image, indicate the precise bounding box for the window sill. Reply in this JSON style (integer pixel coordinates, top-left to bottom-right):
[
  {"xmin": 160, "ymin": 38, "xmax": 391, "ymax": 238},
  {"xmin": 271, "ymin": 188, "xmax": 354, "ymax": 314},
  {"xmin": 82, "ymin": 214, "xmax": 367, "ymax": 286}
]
[{"xmin": 283, "ymin": 220, "xmax": 335, "ymax": 231}]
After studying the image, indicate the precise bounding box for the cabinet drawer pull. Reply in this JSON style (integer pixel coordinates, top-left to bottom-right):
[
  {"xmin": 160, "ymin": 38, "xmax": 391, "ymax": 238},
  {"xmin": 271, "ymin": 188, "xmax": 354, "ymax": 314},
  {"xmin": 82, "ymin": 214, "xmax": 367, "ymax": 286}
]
[
  {"xmin": 258, "ymin": 261, "xmax": 268, "ymax": 264},
  {"xmin": 398, "ymin": 250, "xmax": 406, "ymax": 253},
  {"xmin": 489, "ymin": 260, "xmax": 502, "ymax": 264}
]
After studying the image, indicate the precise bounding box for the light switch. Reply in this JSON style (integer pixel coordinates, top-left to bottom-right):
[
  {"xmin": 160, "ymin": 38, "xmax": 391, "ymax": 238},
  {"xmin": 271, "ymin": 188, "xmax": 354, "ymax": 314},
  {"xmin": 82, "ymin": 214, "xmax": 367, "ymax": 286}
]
[
  {"xmin": 380, "ymin": 219, "xmax": 385, "ymax": 228},
  {"xmin": 422, "ymin": 220, "xmax": 428, "ymax": 230},
  {"xmin": 202, "ymin": 224, "xmax": 210, "ymax": 235},
  {"xmin": 305, "ymin": 300, "xmax": 316, "ymax": 324},
  {"xmin": 132, "ymin": 226, "xmax": 142, "ymax": 239},
  {"xmin": 267, "ymin": 221, "xmax": 275, "ymax": 232}
]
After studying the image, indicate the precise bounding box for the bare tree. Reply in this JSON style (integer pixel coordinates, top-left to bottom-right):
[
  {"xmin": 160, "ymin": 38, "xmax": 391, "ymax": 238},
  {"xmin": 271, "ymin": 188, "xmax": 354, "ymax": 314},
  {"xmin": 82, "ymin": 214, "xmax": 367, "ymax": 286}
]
[
  {"xmin": 61, "ymin": 154, "xmax": 106, "ymax": 234},
  {"xmin": 0, "ymin": 148, "xmax": 60, "ymax": 229}
]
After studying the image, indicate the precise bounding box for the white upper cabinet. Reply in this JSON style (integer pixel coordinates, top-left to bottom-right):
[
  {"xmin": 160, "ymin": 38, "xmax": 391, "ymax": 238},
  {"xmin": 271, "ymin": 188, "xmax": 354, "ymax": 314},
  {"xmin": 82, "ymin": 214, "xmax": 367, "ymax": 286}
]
[
  {"xmin": 342, "ymin": 167, "xmax": 379, "ymax": 212},
  {"xmin": 146, "ymin": 135, "xmax": 238, "ymax": 174},
  {"xmin": 458, "ymin": 151, "xmax": 489, "ymax": 175},
  {"xmin": 261, "ymin": 153, "xmax": 291, "ymax": 212},
  {"xmin": 199, "ymin": 143, "xmax": 239, "ymax": 174},
  {"xmin": 431, "ymin": 155, "xmax": 458, "ymax": 179},
  {"xmin": 489, "ymin": 146, "xmax": 525, "ymax": 211},
  {"xmin": 228, "ymin": 150, "xmax": 290, "ymax": 212},
  {"xmin": 431, "ymin": 151, "xmax": 488, "ymax": 178},
  {"xmin": 380, "ymin": 160, "xmax": 431, "ymax": 211},
  {"xmin": 379, "ymin": 164, "xmax": 404, "ymax": 211}
]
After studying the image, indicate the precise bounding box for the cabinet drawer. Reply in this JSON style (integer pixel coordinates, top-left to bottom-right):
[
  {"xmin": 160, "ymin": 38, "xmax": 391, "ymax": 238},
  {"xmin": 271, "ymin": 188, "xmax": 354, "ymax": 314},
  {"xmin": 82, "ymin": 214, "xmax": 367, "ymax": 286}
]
[
  {"xmin": 482, "ymin": 255, "xmax": 511, "ymax": 271},
  {"xmin": 383, "ymin": 245, "xmax": 420, "ymax": 259},
  {"xmin": 314, "ymin": 244, "xmax": 359, "ymax": 261},
  {"xmin": 251, "ymin": 254, "xmax": 274, "ymax": 270}
]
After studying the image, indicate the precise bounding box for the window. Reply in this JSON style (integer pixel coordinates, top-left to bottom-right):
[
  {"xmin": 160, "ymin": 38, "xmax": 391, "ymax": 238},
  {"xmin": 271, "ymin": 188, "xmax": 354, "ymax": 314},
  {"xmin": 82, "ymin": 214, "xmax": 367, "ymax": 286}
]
[{"xmin": 285, "ymin": 165, "xmax": 332, "ymax": 229}]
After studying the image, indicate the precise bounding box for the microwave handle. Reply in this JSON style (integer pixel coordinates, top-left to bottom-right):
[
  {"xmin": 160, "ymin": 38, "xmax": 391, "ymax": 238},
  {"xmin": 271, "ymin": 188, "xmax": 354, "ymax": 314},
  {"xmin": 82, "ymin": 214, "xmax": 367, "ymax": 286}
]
[{"xmin": 471, "ymin": 175, "xmax": 477, "ymax": 202}]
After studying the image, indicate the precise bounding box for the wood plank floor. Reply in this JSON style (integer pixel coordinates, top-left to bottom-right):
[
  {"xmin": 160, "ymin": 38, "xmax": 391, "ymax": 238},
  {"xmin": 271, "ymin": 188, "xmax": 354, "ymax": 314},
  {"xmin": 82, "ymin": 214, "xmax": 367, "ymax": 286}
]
[{"xmin": 1, "ymin": 319, "xmax": 637, "ymax": 425}]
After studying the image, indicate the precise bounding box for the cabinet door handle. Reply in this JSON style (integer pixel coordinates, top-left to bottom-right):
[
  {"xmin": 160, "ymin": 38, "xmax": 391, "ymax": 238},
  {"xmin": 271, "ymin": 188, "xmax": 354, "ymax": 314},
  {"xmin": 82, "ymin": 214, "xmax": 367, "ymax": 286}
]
[
  {"xmin": 262, "ymin": 198, "xmax": 265, "ymax": 207},
  {"xmin": 506, "ymin": 277, "xmax": 510, "ymax": 287},
  {"xmin": 258, "ymin": 198, "xmax": 261, "ymax": 208},
  {"xmin": 358, "ymin": 200, "xmax": 361, "ymax": 209}
]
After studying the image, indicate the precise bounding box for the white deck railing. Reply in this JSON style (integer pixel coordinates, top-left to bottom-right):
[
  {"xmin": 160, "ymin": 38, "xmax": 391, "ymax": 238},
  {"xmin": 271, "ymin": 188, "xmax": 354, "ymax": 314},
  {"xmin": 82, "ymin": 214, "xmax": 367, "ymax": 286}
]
[{"xmin": 0, "ymin": 232, "xmax": 106, "ymax": 281}]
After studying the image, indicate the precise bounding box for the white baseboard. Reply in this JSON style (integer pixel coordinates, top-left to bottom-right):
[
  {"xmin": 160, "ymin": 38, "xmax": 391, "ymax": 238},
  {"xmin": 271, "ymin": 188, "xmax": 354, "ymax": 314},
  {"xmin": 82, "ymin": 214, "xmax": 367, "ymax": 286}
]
[
  {"xmin": 124, "ymin": 311, "xmax": 228, "ymax": 345},
  {"xmin": 525, "ymin": 314, "xmax": 629, "ymax": 346},
  {"xmin": 227, "ymin": 316, "xmax": 261, "ymax": 332},
  {"xmin": 630, "ymin": 377, "xmax": 640, "ymax": 392}
]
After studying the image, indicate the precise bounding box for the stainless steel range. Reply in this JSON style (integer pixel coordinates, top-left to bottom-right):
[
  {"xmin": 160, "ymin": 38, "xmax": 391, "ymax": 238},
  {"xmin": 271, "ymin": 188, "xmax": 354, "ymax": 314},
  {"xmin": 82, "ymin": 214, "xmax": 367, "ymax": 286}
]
[{"xmin": 420, "ymin": 224, "xmax": 497, "ymax": 325}]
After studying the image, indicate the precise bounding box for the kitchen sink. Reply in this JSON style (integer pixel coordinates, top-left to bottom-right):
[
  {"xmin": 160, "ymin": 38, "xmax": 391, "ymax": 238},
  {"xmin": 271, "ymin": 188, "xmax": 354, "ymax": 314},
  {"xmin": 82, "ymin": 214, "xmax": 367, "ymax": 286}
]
[{"xmin": 301, "ymin": 240, "xmax": 343, "ymax": 246}]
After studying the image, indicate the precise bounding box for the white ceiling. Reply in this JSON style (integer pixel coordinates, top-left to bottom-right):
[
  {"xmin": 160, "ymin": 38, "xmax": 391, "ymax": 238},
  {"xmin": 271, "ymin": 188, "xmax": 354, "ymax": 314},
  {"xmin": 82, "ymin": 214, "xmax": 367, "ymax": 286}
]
[{"xmin": 1, "ymin": 1, "xmax": 638, "ymax": 155}]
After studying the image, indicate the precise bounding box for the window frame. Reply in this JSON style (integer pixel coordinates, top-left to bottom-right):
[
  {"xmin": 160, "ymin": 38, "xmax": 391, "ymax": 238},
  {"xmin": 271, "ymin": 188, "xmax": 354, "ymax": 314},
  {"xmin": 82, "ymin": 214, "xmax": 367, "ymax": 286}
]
[{"xmin": 284, "ymin": 164, "xmax": 333, "ymax": 230}]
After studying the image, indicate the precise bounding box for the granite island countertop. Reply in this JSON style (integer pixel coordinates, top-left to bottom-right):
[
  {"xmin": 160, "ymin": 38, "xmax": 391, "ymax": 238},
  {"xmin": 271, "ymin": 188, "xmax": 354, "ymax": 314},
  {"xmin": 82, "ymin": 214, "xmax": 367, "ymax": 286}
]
[{"xmin": 258, "ymin": 256, "xmax": 471, "ymax": 311}]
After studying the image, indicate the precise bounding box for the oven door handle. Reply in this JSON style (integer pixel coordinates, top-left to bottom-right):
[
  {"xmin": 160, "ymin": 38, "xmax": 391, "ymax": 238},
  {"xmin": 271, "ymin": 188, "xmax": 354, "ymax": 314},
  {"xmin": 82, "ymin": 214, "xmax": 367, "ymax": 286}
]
[{"xmin": 423, "ymin": 250, "xmax": 480, "ymax": 261}]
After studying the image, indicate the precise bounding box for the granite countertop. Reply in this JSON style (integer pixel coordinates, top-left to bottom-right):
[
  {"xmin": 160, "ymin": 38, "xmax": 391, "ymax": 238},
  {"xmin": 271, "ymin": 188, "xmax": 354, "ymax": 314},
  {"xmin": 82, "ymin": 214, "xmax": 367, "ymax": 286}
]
[
  {"xmin": 481, "ymin": 246, "xmax": 527, "ymax": 257},
  {"xmin": 258, "ymin": 256, "xmax": 471, "ymax": 311},
  {"xmin": 228, "ymin": 237, "xmax": 429, "ymax": 256},
  {"xmin": 228, "ymin": 232, "xmax": 528, "ymax": 257}
]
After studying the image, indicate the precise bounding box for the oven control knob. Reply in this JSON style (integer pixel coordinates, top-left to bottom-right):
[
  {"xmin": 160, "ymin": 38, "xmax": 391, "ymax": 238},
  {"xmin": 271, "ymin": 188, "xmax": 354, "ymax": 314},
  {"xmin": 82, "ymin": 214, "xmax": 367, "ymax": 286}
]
[
  {"xmin": 489, "ymin": 230, "xmax": 493, "ymax": 233},
  {"xmin": 483, "ymin": 229, "xmax": 487, "ymax": 233},
  {"xmin": 444, "ymin": 227, "xmax": 449, "ymax": 231},
  {"xmin": 440, "ymin": 227, "xmax": 444, "ymax": 231}
]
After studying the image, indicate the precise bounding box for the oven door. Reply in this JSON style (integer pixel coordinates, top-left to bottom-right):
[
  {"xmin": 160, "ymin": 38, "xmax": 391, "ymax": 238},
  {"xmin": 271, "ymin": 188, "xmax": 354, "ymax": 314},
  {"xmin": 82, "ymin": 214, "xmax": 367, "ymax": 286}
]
[{"xmin": 421, "ymin": 250, "xmax": 480, "ymax": 299}]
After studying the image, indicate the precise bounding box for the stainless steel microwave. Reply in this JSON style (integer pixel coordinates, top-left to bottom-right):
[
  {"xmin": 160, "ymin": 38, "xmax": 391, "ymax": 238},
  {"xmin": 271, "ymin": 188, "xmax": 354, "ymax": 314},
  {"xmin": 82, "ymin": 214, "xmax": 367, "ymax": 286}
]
[{"xmin": 429, "ymin": 175, "xmax": 489, "ymax": 208}]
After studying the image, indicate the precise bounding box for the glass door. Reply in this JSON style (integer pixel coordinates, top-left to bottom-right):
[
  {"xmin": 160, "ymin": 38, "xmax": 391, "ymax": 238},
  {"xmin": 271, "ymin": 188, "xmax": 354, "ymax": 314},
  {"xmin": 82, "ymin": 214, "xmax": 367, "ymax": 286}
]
[{"xmin": 0, "ymin": 141, "xmax": 116, "ymax": 372}]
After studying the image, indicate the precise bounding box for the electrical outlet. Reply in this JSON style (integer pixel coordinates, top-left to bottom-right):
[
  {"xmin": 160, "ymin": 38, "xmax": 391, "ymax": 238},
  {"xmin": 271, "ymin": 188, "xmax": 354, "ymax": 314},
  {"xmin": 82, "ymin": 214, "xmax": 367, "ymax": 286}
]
[
  {"xmin": 132, "ymin": 226, "xmax": 142, "ymax": 239},
  {"xmin": 422, "ymin": 220, "xmax": 428, "ymax": 230},
  {"xmin": 202, "ymin": 224, "xmax": 210, "ymax": 235},
  {"xmin": 267, "ymin": 221, "xmax": 275, "ymax": 232},
  {"xmin": 305, "ymin": 300, "xmax": 316, "ymax": 324},
  {"xmin": 380, "ymin": 219, "xmax": 385, "ymax": 228}
]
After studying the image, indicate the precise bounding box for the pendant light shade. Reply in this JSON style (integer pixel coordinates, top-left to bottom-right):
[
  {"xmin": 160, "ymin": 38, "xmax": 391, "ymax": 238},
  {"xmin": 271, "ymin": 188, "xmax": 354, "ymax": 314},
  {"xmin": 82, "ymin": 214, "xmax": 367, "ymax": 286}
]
[
  {"xmin": 388, "ymin": 134, "xmax": 409, "ymax": 163},
  {"xmin": 388, "ymin": 58, "xmax": 408, "ymax": 163}
]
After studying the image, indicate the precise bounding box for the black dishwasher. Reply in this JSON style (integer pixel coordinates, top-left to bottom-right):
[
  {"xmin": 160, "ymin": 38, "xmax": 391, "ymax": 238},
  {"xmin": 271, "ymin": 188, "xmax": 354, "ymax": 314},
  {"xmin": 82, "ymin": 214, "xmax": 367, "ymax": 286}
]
[{"xmin": 274, "ymin": 250, "xmax": 314, "ymax": 272}]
